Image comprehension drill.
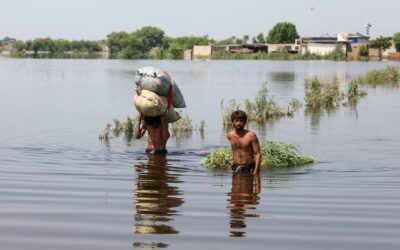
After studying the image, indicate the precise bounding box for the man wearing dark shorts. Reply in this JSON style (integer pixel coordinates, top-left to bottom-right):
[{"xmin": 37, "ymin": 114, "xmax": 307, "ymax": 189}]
[{"xmin": 227, "ymin": 110, "xmax": 261, "ymax": 175}]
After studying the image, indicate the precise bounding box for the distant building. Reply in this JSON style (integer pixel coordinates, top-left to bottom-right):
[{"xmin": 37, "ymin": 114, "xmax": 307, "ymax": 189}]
[
  {"xmin": 192, "ymin": 45, "xmax": 226, "ymax": 59},
  {"xmin": 267, "ymin": 43, "xmax": 298, "ymax": 54},
  {"xmin": 300, "ymin": 34, "xmax": 369, "ymax": 57}
]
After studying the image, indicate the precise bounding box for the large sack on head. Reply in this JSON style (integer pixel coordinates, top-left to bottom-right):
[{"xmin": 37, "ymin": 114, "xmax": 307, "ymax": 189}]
[
  {"xmin": 165, "ymin": 106, "xmax": 181, "ymax": 123},
  {"xmin": 133, "ymin": 89, "xmax": 181, "ymax": 123},
  {"xmin": 133, "ymin": 89, "xmax": 168, "ymax": 117},
  {"xmin": 136, "ymin": 66, "xmax": 186, "ymax": 108}
]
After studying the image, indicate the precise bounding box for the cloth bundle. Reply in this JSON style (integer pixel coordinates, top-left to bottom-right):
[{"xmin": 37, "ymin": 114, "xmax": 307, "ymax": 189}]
[{"xmin": 133, "ymin": 66, "xmax": 185, "ymax": 123}]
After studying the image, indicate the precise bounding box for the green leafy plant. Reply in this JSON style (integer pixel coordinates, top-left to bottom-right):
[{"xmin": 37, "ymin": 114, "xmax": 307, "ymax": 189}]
[
  {"xmin": 202, "ymin": 141, "xmax": 315, "ymax": 169},
  {"xmin": 305, "ymin": 77, "xmax": 343, "ymax": 110},
  {"xmin": 351, "ymin": 66, "xmax": 400, "ymax": 87},
  {"xmin": 358, "ymin": 45, "xmax": 369, "ymax": 57},
  {"xmin": 171, "ymin": 113, "xmax": 193, "ymax": 133},
  {"xmin": 99, "ymin": 116, "xmax": 137, "ymax": 141},
  {"xmin": 221, "ymin": 82, "xmax": 297, "ymax": 127}
]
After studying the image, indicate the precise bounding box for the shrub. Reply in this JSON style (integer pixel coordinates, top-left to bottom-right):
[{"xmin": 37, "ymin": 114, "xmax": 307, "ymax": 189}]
[
  {"xmin": 202, "ymin": 141, "xmax": 315, "ymax": 169},
  {"xmin": 305, "ymin": 77, "xmax": 343, "ymax": 110},
  {"xmin": 358, "ymin": 45, "xmax": 369, "ymax": 57},
  {"xmin": 351, "ymin": 66, "xmax": 400, "ymax": 87}
]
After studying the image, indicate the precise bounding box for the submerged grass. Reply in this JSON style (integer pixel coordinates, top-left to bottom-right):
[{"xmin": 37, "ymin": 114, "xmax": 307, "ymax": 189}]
[
  {"xmin": 202, "ymin": 141, "xmax": 315, "ymax": 169},
  {"xmin": 99, "ymin": 116, "xmax": 137, "ymax": 142},
  {"xmin": 100, "ymin": 113, "xmax": 205, "ymax": 143},
  {"xmin": 305, "ymin": 77, "xmax": 367, "ymax": 110},
  {"xmin": 305, "ymin": 77, "xmax": 343, "ymax": 110},
  {"xmin": 171, "ymin": 113, "xmax": 206, "ymax": 134},
  {"xmin": 222, "ymin": 82, "xmax": 299, "ymax": 128},
  {"xmin": 351, "ymin": 66, "xmax": 400, "ymax": 87}
]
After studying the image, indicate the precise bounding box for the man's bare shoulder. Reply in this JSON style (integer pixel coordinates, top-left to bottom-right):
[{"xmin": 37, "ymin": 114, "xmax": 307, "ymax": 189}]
[{"xmin": 246, "ymin": 130, "xmax": 259, "ymax": 139}]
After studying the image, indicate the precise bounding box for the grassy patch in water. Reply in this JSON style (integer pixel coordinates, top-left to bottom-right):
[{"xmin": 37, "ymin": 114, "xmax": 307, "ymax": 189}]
[
  {"xmin": 351, "ymin": 66, "xmax": 400, "ymax": 86},
  {"xmin": 202, "ymin": 141, "xmax": 315, "ymax": 169},
  {"xmin": 222, "ymin": 82, "xmax": 300, "ymax": 128},
  {"xmin": 305, "ymin": 77, "xmax": 367, "ymax": 110},
  {"xmin": 99, "ymin": 116, "xmax": 137, "ymax": 142},
  {"xmin": 171, "ymin": 113, "xmax": 206, "ymax": 134},
  {"xmin": 100, "ymin": 114, "xmax": 205, "ymax": 142},
  {"xmin": 305, "ymin": 77, "xmax": 343, "ymax": 110}
]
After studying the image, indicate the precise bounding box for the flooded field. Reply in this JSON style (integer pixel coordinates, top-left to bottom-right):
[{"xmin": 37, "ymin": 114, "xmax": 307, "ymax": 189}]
[{"xmin": 1, "ymin": 58, "xmax": 400, "ymax": 250}]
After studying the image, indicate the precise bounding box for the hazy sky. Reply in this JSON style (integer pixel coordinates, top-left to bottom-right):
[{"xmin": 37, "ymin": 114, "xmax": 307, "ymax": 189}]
[{"xmin": 1, "ymin": 0, "xmax": 399, "ymax": 40}]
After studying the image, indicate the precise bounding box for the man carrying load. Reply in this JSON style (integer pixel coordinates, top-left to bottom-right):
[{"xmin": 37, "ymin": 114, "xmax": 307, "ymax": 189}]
[
  {"xmin": 135, "ymin": 114, "xmax": 170, "ymax": 154},
  {"xmin": 133, "ymin": 66, "xmax": 186, "ymax": 154}
]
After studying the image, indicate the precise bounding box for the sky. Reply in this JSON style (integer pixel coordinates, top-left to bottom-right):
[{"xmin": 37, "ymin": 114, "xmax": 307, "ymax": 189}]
[{"xmin": 1, "ymin": 0, "xmax": 399, "ymax": 41}]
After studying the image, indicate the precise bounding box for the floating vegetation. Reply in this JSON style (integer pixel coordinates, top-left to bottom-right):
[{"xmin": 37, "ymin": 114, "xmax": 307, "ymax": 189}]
[
  {"xmin": 100, "ymin": 113, "xmax": 205, "ymax": 144},
  {"xmin": 305, "ymin": 76, "xmax": 367, "ymax": 110},
  {"xmin": 99, "ymin": 116, "xmax": 137, "ymax": 142},
  {"xmin": 346, "ymin": 80, "xmax": 367, "ymax": 105},
  {"xmin": 351, "ymin": 66, "xmax": 400, "ymax": 87},
  {"xmin": 221, "ymin": 82, "xmax": 299, "ymax": 128},
  {"xmin": 305, "ymin": 77, "xmax": 343, "ymax": 110},
  {"xmin": 202, "ymin": 141, "xmax": 315, "ymax": 169},
  {"xmin": 221, "ymin": 99, "xmax": 241, "ymax": 129}
]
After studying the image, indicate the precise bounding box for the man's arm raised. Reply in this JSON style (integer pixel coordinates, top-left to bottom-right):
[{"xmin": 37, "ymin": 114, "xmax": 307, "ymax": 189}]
[{"xmin": 135, "ymin": 115, "xmax": 146, "ymax": 139}]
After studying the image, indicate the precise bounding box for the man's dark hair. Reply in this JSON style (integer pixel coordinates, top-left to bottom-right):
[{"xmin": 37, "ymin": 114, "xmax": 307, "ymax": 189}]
[
  {"xmin": 231, "ymin": 110, "xmax": 247, "ymax": 123},
  {"xmin": 144, "ymin": 115, "xmax": 161, "ymax": 128}
]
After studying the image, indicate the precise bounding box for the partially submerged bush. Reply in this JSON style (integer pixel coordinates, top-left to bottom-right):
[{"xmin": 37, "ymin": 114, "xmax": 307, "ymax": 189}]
[
  {"xmin": 351, "ymin": 66, "xmax": 400, "ymax": 86},
  {"xmin": 305, "ymin": 77, "xmax": 343, "ymax": 110},
  {"xmin": 171, "ymin": 114, "xmax": 193, "ymax": 133},
  {"xmin": 346, "ymin": 80, "xmax": 367, "ymax": 104},
  {"xmin": 171, "ymin": 112, "xmax": 206, "ymax": 135},
  {"xmin": 222, "ymin": 82, "xmax": 298, "ymax": 128},
  {"xmin": 202, "ymin": 141, "xmax": 315, "ymax": 169},
  {"xmin": 99, "ymin": 116, "xmax": 137, "ymax": 141}
]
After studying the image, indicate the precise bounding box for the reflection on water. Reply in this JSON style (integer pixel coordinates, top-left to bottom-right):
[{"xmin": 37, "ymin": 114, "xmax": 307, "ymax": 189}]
[
  {"xmin": 133, "ymin": 154, "xmax": 183, "ymax": 237},
  {"xmin": 270, "ymin": 71, "xmax": 295, "ymax": 82},
  {"xmin": 227, "ymin": 173, "xmax": 261, "ymax": 237},
  {"xmin": 305, "ymin": 108, "xmax": 338, "ymax": 135}
]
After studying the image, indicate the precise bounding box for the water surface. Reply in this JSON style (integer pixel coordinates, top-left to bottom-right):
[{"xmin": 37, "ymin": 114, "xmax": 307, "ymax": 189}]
[{"xmin": 1, "ymin": 59, "xmax": 400, "ymax": 250}]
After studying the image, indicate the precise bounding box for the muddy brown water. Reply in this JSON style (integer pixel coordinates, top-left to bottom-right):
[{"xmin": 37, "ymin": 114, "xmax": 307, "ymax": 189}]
[{"xmin": 1, "ymin": 58, "xmax": 400, "ymax": 250}]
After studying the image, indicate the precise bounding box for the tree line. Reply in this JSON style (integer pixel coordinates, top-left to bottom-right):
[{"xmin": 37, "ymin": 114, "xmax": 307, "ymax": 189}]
[{"xmin": 2, "ymin": 22, "xmax": 400, "ymax": 60}]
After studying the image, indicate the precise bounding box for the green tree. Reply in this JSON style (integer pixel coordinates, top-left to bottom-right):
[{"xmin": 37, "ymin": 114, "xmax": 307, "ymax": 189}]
[
  {"xmin": 243, "ymin": 35, "xmax": 249, "ymax": 44},
  {"xmin": 358, "ymin": 45, "xmax": 369, "ymax": 57},
  {"xmin": 267, "ymin": 22, "xmax": 299, "ymax": 44},
  {"xmin": 369, "ymin": 36, "xmax": 392, "ymax": 60},
  {"xmin": 12, "ymin": 40, "xmax": 27, "ymax": 52},
  {"xmin": 132, "ymin": 26, "xmax": 166, "ymax": 52},
  {"xmin": 106, "ymin": 31, "xmax": 129, "ymax": 58},
  {"xmin": 256, "ymin": 32, "xmax": 266, "ymax": 44},
  {"xmin": 393, "ymin": 32, "xmax": 400, "ymax": 52},
  {"xmin": 215, "ymin": 36, "xmax": 237, "ymax": 45}
]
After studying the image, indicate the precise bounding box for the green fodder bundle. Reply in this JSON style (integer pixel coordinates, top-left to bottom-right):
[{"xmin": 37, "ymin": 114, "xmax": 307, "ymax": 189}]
[
  {"xmin": 352, "ymin": 66, "xmax": 400, "ymax": 86},
  {"xmin": 202, "ymin": 141, "xmax": 315, "ymax": 169}
]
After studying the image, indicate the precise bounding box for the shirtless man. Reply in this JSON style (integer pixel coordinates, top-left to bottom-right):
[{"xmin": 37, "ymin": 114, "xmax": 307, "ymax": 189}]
[
  {"xmin": 135, "ymin": 115, "xmax": 170, "ymax": 154},
  {"xmin": 227, "ymin": 110, "xmax": 261, "ymax": 175}
]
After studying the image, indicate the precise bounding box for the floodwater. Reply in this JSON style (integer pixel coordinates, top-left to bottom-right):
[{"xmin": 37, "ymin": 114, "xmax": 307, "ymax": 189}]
[{"xmin": 1, "ymin": 58, "xmax": 400, "ymax": 250}]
